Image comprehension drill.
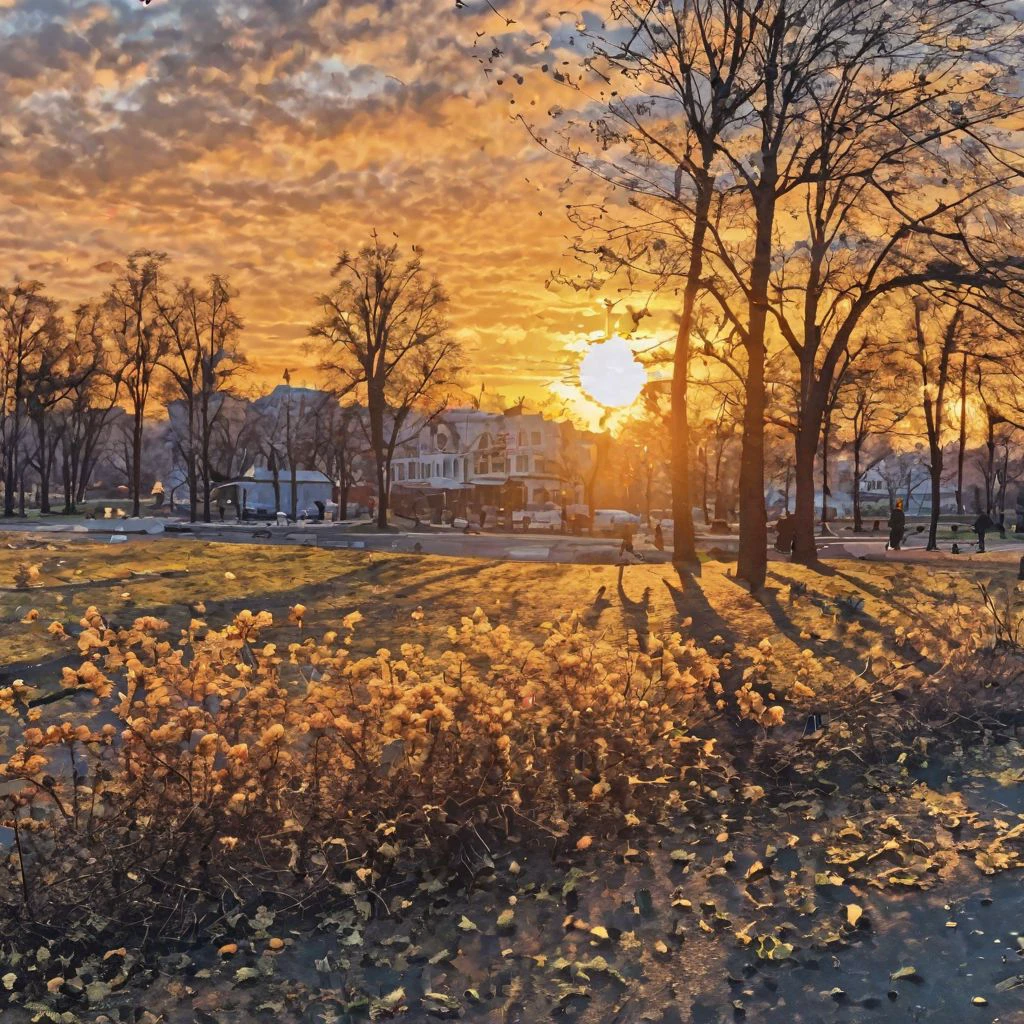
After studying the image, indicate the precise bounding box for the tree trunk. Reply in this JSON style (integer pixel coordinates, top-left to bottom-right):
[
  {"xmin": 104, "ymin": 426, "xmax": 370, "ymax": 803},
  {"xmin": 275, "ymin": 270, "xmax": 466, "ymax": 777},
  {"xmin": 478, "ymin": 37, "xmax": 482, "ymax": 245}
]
[
  {"xmin": 201, "ymin": 399, "xmax": 212, "ymax": 524},
  {"xmin": 927, "ymin": 445, "xmax": 942, "ymax": 550},
  {"xmin": 62, "ymin": 444, "xmax": 73, "ymax": 515},
  {"xmin": 669, "ymin": 173, "xmax": 712, "ymax": 564},
  {"xmin": 956, "ymin": 351, "xmax": 968, "ymax": 513},
  {"xmin": 738, "ymin": 344, "xmax": 767, "ymax": 588},
  {"xmin": 132, "ymin": 405, "xmax": 143, "ymax": 517},
  {"xmin": 820, "ymin": 412, "xmax": 831, "ymax": 533},
  {"xmin": 39, "ymin": 456, "xmax": 50, "ymax": 514},
  {"xmin": 4, "ymin": 434, "xmax": 17, "ymax": 517},
  {"xmin": 998, "ymin": 443, "xmax": 1009, "ymax": 533},
  {"xmin": 852, "ymin": 438, "xmax": 863, "ymax": 533},
  {"xmin": 985, "ymin": 417, "xmax": 996, "ymax": 515},
  {"xmin": 5, "ymin": 368, "xmax": 22, "ymax": 517},
  {"xmin": 35, "ymin": 416, "xmax": 51, "ymax": 514},
  {"xmin": 736, "ymin": 183, "xmax": 775, "ymax": 590},
  {"xmin": 187, "ymin": 454, "xmax": 199, "ymax": 523},
  {"xmin": 791, "ymin": 418, "xmax": 820, "ymax": 564},
  {"xmin": 368, "ymin": 389, "xmax": 389, "ymax": 529},
  {"xmin": 700, "ymin": 446, "xmax": 709, "ymax": 523}
]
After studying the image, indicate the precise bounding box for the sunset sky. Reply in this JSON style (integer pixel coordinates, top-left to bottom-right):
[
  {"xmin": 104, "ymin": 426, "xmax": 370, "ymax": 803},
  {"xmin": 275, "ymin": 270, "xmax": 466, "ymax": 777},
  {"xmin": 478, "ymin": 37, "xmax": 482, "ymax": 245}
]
[{"xmin": 0, "ymin": 0, "xmax": 656, "ymax": 418}]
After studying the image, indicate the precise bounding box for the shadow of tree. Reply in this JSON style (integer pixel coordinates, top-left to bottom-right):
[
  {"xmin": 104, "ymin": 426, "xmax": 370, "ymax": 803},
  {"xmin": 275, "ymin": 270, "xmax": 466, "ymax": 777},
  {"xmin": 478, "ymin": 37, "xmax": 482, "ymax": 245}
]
[
  {"xmin": 661, "ymin": 564, "xmax": 744, "ymax": 654},
  {"xmin": 616, "ymin": 577, "xmax": 652, "ymax": 651}
]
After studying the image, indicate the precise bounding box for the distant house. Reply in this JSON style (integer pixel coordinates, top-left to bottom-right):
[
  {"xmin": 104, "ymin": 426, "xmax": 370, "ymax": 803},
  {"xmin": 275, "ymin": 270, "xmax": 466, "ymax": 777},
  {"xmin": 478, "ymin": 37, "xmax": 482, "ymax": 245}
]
[
  {"xmin": 211, "ymin": 467, "xmax": 334, "ymax": 518},
  {"xmin": 388, "ymin": 406, "xmax": 595, "ymax": 519}
]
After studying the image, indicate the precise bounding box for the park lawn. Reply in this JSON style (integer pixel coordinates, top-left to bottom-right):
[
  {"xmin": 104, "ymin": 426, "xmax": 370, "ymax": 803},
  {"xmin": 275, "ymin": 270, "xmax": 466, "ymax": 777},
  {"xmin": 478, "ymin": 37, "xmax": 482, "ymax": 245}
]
[
  {"xmin": 0, "ymin": 532, "xmax": 1006, "ymax": 692},
  {"xmin": 0, "ymin": 532, "xmax": 1009, "ymax": 779}
]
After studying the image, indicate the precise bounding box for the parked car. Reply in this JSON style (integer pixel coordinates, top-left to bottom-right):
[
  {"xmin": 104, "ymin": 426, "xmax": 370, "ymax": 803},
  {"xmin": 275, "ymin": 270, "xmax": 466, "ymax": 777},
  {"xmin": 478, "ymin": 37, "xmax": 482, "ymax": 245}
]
[
  {"xmin": 592, "ymin": 509, "xmax": 642, "ymax": 535},
  {"xmin": 512, "ymin": 502, "xmax": 562, "ymax": 531}
]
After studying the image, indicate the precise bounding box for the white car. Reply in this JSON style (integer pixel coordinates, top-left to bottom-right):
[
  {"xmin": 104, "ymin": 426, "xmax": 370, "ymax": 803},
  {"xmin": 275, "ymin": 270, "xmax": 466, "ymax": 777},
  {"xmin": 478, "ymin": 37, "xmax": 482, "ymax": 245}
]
[
  {"xmin": 592, "ymin": 509, "xmax": 641, "ymax": 534},
  {"xmin": 512, "ymin": 503, "xmax": 562, "ymax": 531}
]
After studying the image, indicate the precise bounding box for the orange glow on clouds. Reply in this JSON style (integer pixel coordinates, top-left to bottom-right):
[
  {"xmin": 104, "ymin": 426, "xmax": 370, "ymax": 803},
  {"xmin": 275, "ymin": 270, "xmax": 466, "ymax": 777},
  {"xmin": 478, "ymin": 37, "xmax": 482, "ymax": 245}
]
[{"xmin": 0, "ymin": 0, "xmax": 635, "ymax": 409}]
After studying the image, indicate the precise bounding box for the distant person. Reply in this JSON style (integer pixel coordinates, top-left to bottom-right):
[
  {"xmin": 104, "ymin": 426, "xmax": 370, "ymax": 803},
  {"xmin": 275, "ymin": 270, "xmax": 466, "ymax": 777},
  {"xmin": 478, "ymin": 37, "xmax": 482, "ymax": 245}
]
[
  {"xmin": 620, "ymin": 522, "xmax": 635, "ymax": 557},
  {"xmin": 479, "ymin": 508, "xmax": 487, "ymax": 529},
  {"xmin": 654, "ymin": 521, "xmax": 665, "ymax": 551},
  {"xmin": 616, "ymin": 526, "xmax": 642, "ymax": 584},
  {"xmin": 774, "ymin": 512, "xmax": 795, "ymax": 554},
  {"xmin": 620, "ymin": 522, "xmax": 644, "ymax": 562},
  {"xmin": 887, "ymin": 500, "xmax": 905, "ymax": 551},
  {"xmin": 974, "ymin": 510, "xmax": 995, "ymax": 553}
]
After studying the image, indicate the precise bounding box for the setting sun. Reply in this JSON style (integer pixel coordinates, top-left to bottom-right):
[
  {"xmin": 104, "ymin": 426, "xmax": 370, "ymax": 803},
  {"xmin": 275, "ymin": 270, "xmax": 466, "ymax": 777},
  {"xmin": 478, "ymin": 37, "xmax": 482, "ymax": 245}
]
[{"xmin": 578, "ymin": 335, "xmax": 647, "ymax": 409}]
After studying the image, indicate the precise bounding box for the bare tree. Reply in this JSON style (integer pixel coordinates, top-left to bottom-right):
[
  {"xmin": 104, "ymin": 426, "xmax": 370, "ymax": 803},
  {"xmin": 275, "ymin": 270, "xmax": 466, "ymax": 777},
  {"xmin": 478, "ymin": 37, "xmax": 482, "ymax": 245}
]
[
  {"xmin": 0, "ymin": 281, "xmax": 60, "ymax": 516},
  {"xmin": 910, "ymin": 294, "xmax": 969, "ymax": 549},
  {"xmin": 307, "ymin": 395, "xmax": 366, "ymax": 521},
  {"xmin": 517, "ymin": 0, "xmax": 767, "ymax": 565},
  {"xmin": 503, "ymin": 0, "xmax": 1023, "ymax": 586},
  {"xmin": 311, "ymin": 237, "xmax": 461, "ymax": 529},
  {"xmin": 835, "ymin": 356, "xmax": 905, "ymax": 532},
  {"xmin": 107, "ymin": 252, "xmax": 170, "ymax": 517},
  {"xmin": 56, "ymin": 305, "xmax": 122, "ymax": 513},
  {"xmin": 159, "ymin": 276, "xmax": 245, "ymax": 521},
  {"xmin": 24, "ymin": 310, "xmax": 104, "ymax": 513}
]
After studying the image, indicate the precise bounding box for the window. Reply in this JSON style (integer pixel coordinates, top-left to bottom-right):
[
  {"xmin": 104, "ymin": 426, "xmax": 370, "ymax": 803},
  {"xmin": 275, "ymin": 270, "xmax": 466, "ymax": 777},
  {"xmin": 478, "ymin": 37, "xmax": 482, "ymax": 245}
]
[
  {"xmin": 535, "ymin": 457, "xmax": 546, "ymax": 474},
  {"xmin": 533, "ymin": 487, "xmax": 547, "ymax": 502},
  {"xmin": 492, "ymin": 457, "xmax": 506, "ymax": 474},
  {"xmin": 515, "ymin": 454, "xmax": 529, "ymax": 473},
  {"xmin": 443, "ymin": 458, "xmax": 452, "ymax": 477},
  {"xmin": 531, "ymin": 431, "xmax": 542, "ymax": 446},
  {"xmin": 518, "ymin": 430, "xmax": 527, "ymax": 446},
  {"xmin": 395, "ymin": 464, "xmax": 405, "ymax": 482}
]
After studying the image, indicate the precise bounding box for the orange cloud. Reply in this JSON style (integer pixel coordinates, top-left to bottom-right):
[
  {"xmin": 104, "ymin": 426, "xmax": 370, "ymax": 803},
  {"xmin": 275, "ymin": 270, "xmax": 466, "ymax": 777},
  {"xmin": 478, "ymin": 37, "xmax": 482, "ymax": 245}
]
[{"xmin": 0, "ymin": 0, "xmax": 658, "ymax": 422}]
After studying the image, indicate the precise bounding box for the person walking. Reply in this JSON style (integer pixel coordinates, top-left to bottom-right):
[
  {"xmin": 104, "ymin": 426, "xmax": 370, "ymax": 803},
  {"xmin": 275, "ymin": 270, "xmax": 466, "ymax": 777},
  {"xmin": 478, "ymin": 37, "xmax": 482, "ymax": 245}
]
[
  {"xmin": 887, "ymin": 500, "xmax": 906, "ymax": 551},
  {"xmin": 654, "ymin": 521, "xmax": 664, "ymax": 551},
  {"xmin": 620, "ymin": 522, "xmax": 636, "ymax": 558},
  {"xmin": 974, "ymin": 510, "xmax": 995, "ymax": 553}
]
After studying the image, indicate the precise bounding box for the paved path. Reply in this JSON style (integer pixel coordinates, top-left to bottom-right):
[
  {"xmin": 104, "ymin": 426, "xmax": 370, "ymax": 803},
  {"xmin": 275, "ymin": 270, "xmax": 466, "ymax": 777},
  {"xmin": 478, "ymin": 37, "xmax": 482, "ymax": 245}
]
[{"xmin": 1, "ymin": 515, "xmax": 1022, "ymax": 569}]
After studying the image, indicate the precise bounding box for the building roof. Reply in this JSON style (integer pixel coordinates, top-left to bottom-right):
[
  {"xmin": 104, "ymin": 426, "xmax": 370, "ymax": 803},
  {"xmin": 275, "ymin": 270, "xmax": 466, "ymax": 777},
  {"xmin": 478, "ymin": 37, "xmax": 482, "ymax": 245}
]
[{"xmin": 241, "ymin": 468, "xmax": 332, "ymax": 484}]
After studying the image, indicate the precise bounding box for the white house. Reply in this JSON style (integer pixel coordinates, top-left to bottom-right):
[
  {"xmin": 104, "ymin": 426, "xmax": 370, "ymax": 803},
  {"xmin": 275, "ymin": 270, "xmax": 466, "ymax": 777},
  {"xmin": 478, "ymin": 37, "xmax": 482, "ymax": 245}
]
[{"xmin": 389, "ymin": 407, "xmax": 595, "ymax": 517}]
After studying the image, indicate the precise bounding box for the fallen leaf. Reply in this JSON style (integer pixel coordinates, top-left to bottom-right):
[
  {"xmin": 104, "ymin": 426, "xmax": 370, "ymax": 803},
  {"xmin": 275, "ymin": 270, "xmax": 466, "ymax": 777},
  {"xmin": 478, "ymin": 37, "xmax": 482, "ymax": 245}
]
[{"xmin": 890, "ymin": 966, "xmax": 919, "ymax": 981}]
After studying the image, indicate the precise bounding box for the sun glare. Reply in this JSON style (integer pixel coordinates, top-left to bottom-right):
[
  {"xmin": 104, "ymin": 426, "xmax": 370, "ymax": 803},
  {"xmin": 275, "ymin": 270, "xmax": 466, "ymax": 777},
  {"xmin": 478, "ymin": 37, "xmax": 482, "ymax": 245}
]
[{"xmin": 579, "ymin": 335, "xmax": 647, "ymax": 409}]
